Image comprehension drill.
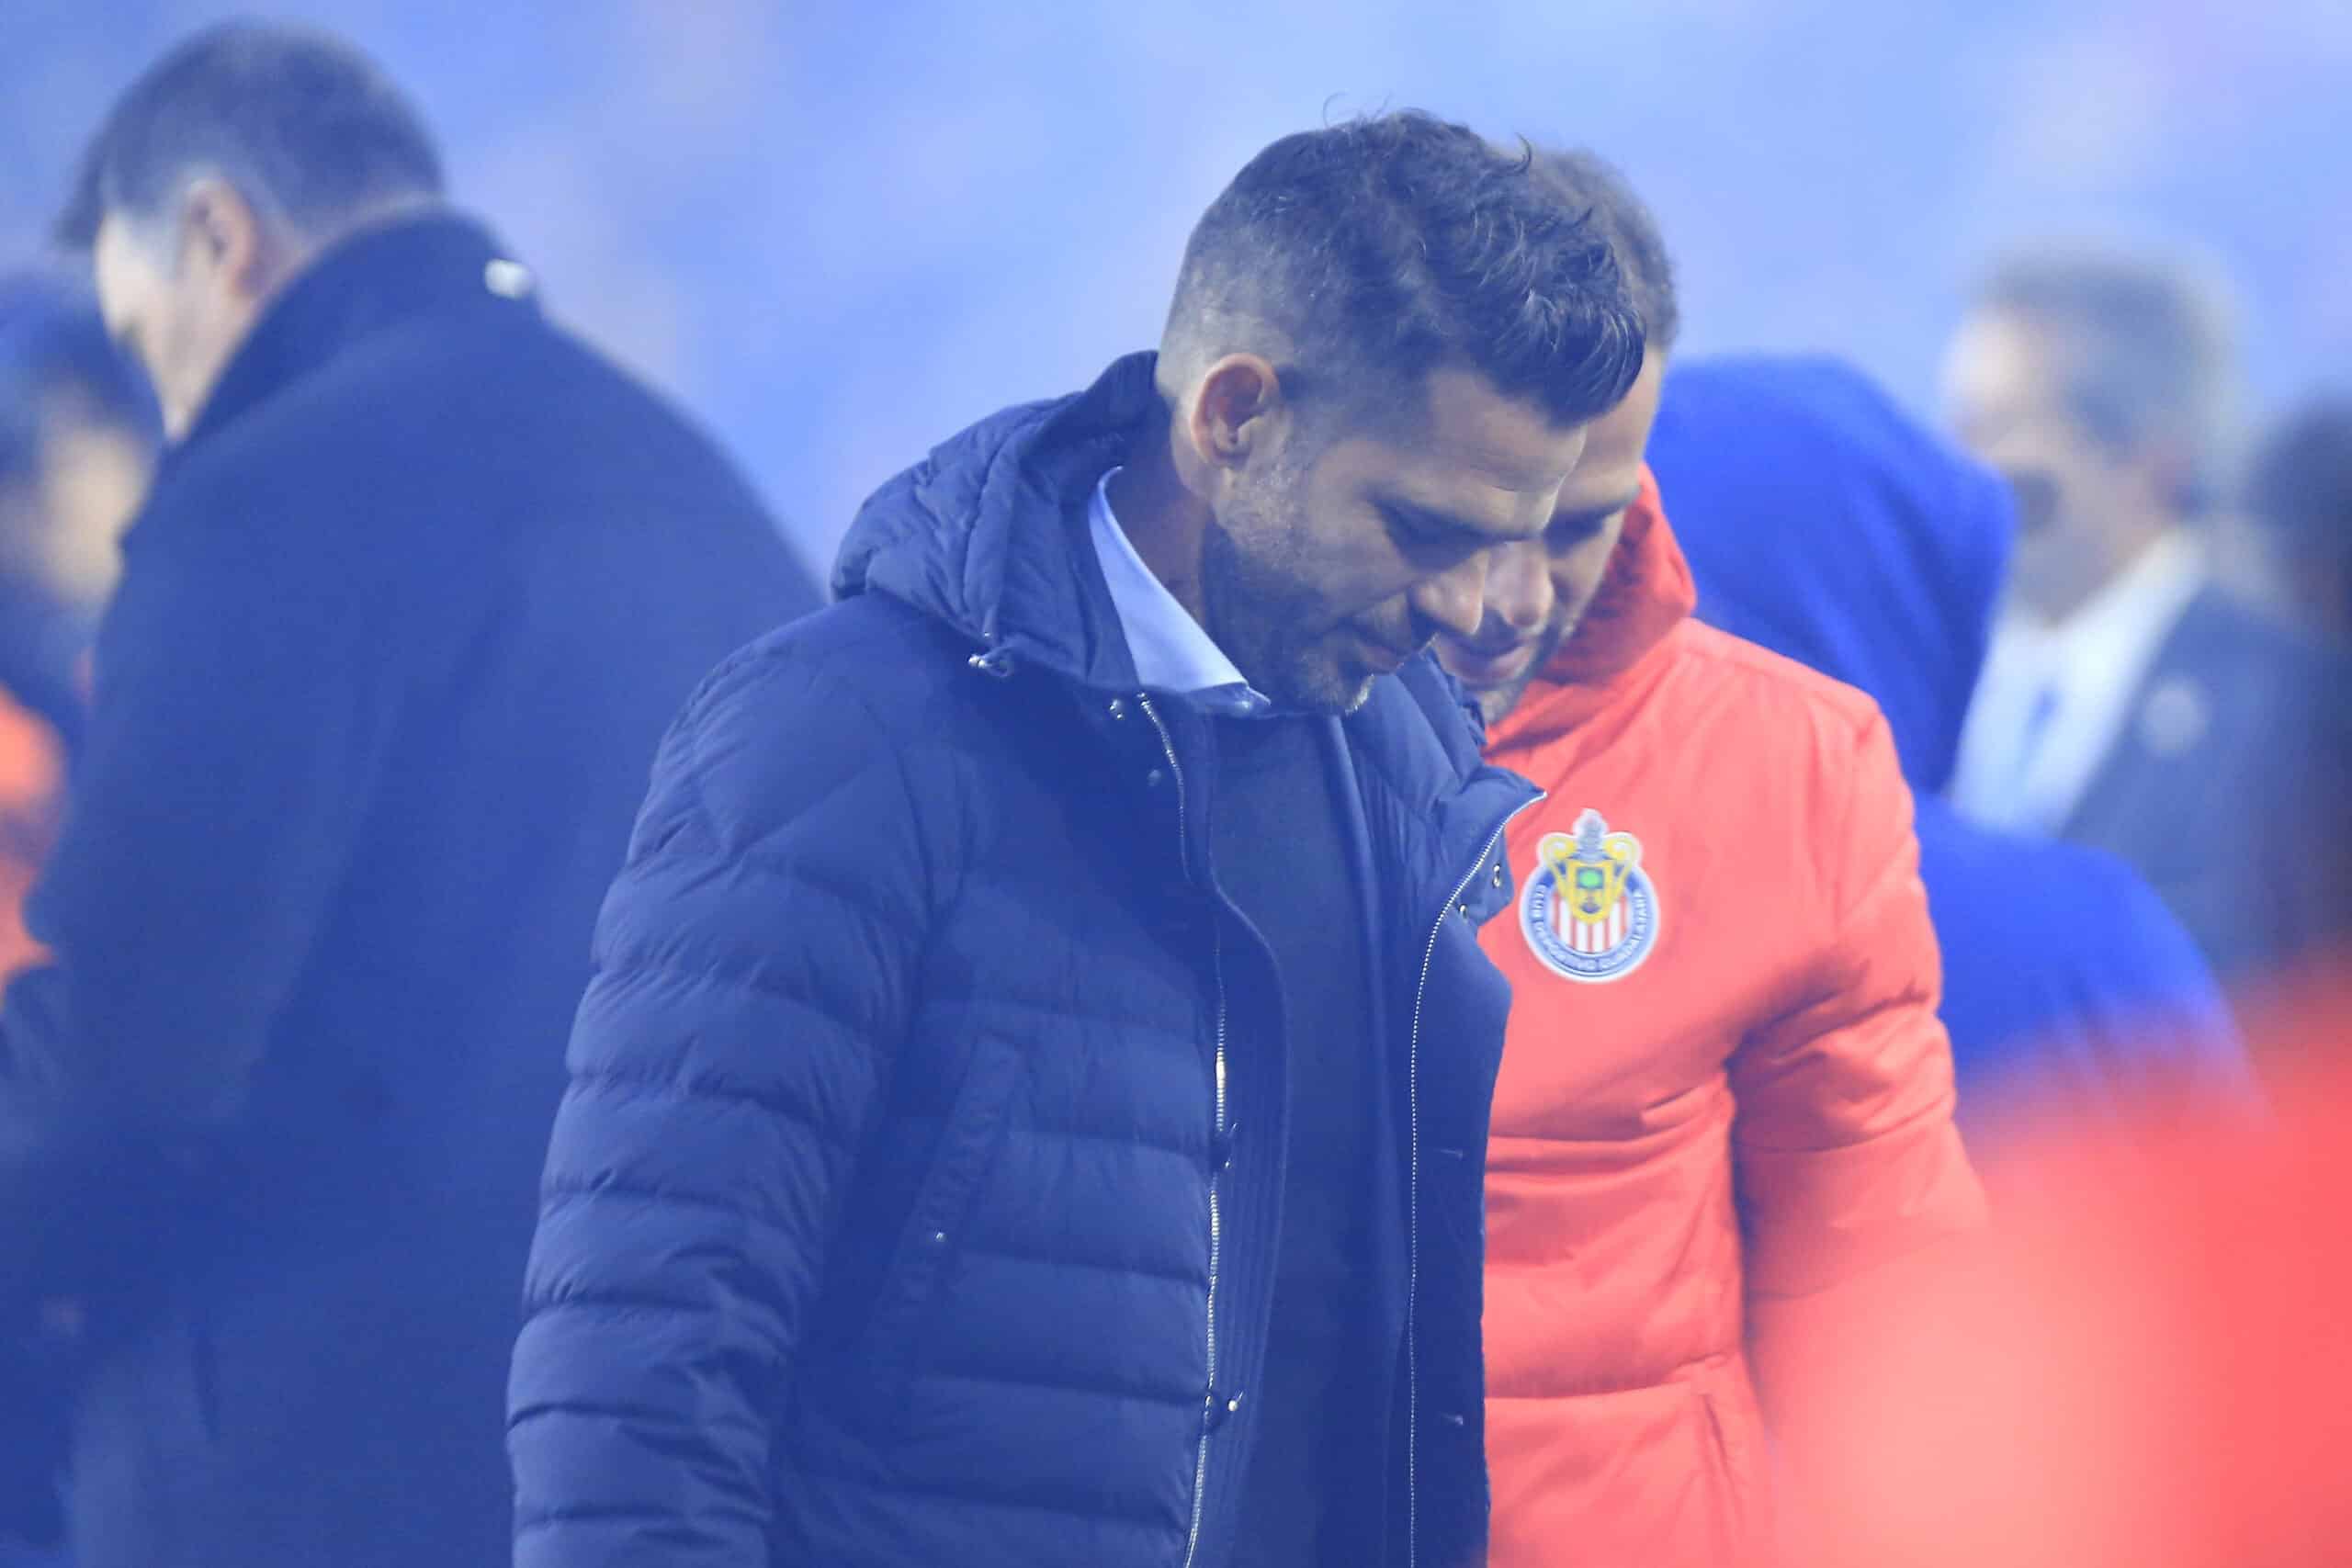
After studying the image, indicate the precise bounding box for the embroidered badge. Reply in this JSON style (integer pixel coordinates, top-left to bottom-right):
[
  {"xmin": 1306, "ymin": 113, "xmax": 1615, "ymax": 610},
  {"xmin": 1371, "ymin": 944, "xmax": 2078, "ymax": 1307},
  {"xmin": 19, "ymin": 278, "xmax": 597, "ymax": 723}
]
[{"xmin": 1519, "ymin": 807, "xmax": 1661, "ymax": 983}]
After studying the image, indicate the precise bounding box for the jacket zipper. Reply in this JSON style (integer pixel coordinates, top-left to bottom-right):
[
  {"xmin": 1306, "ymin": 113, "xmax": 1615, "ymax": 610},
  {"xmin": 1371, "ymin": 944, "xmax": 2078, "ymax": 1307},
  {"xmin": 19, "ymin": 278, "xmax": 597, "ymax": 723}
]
[
  {"xmin": 1140, "ymin": 695, "xmax": 1227, "ymax": 1568},
  {"xmin": 1403, "ymin": 793, "xmax": 1542, "ymax": 1568}
]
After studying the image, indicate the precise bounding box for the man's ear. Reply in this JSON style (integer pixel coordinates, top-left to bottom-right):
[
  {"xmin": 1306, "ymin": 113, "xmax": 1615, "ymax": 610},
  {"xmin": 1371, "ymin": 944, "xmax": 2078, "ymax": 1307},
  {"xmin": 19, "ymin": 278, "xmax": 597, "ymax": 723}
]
[
  {"xmin": 2139, "ymin": 435, "xmax": 2205, "ymax": 516},
  {"xmin": 178, "ymin": 177, "xmax": 277, "ymax": 300},
  {"xmin": 1184, "ymin": 354, "xmax": 1287, "ymax": 475}
]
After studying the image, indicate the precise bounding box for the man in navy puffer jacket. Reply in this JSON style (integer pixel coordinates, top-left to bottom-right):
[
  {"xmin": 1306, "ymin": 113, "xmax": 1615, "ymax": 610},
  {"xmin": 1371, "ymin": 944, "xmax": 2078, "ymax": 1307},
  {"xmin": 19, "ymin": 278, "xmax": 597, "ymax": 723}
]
[{"xmin": 507, "ymin": 114, "xmax": 1645, "ymax": 1568}]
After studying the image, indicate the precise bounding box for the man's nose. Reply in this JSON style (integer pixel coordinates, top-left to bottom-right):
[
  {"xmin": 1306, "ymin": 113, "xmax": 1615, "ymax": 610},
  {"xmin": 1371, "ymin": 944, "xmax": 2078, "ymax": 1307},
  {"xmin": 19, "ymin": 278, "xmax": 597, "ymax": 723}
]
[
  {"xmin": 1485, "ymin": 541, "xmax": 1555, "ymax": 636},
  {"xmin": 1410, "ymin": 554, "xmax": 1492, "ymax": 645}
]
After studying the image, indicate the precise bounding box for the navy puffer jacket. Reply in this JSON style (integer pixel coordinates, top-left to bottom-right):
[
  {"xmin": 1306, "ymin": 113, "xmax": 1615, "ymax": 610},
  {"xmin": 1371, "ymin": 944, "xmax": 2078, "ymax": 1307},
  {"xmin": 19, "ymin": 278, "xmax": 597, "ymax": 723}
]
[{"xmin": 508, "ymin": 353, "xmax": 1537, "ymax": 1568}]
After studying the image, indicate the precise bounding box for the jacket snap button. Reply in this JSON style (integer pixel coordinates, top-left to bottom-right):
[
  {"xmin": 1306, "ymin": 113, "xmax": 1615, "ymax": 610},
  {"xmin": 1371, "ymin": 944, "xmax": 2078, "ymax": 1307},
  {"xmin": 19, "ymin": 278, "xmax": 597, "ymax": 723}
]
[
  {"xmin": 1441, "ymin": 1411, "xmax": 1467, "ymax": 1427},
  {"xmin": 1108, "ymin": 697, "xmax": 1127, "ymax": 719},
  {"xmin": 1147, "ymin": 768, "xmax": 1166, "ymax": 788},
  {"xmin": 1490, "ymin": 863, "xmax": 1505, "ymax": 889},
  {"xmin": 922, "ymin": 1229, "xmax": 949, "ymax": 1247},
  {"xmin": 483, "ymin": 257, "xmax": 534, "ymax": 298},
  {"xmin": 1457, "ymin": 901, "xmax": 1471, "ymax": 919}
]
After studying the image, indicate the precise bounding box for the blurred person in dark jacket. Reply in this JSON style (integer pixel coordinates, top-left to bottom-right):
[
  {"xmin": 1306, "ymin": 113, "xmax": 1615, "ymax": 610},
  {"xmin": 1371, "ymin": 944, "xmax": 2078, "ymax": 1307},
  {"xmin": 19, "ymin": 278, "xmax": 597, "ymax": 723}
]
[
  {"xmin": 507, "ymin": 112, "xmax": 1643, "ymax": 1568},
  {"xmin": 0, "ymin": 274, "xmax": 157, "ymax": 977},
  {"xmin": 2242, "ymin": 399, "xmax": 2352, "ymax": 965},
  {"xmin": 1941, "ymin": 247, "xmax": 2350, "ymax": 977},
  {"xmin": 2245, "ymin": 394, "xmax": 2352, "ymax": 649},
  {"xmin": 0, "ymin": 22, "xmax": 818, "ymax": 1568},
  {"xmin": 1651, "ymin": 354, "xmax": 2259, "ymax": 1134}
]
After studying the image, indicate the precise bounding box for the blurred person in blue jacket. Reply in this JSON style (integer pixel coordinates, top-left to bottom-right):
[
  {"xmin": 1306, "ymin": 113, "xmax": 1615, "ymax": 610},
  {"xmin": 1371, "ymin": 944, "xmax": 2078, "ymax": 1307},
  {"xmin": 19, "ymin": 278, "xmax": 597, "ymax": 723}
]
[
  {"xmin": 1646, "ymin": 354, "xmax": 2258, "ymax": 1140},
  {"xmin": 1, "ymin": 23, "xmax": 818, "ymax": 1568}
]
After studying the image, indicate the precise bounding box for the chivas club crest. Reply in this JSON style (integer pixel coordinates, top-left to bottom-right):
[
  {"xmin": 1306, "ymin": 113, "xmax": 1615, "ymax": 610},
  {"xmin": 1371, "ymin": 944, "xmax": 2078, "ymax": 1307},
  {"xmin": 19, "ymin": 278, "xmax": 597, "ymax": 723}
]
[{"xmin": 1519, "ymin": 807, "xmax": 1661, "ymax": 983}]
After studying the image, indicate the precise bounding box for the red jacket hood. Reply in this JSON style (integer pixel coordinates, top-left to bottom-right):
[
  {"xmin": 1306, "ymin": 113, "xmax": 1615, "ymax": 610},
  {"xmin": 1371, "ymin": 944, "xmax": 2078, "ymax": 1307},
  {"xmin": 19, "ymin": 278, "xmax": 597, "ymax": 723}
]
[{"xmin": 1488, "ymin": 466, "xmax": 1695, "ymax": 748}]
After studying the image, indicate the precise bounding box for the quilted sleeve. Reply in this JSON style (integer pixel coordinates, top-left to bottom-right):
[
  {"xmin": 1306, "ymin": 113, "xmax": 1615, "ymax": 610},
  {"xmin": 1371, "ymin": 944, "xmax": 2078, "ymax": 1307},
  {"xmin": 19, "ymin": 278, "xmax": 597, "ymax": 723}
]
[
  {"xmin": 507, "ymin": 639, "xmax": 938, "ymax": 1568},
  {"xmin": 1729, "ymin": 705, "xmax": 1988, "ymax": 1437}
]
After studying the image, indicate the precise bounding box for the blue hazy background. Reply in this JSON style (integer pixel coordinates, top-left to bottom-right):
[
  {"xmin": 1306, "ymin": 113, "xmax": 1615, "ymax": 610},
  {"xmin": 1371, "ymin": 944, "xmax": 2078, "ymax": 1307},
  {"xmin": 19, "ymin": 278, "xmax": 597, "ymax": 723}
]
[{"xmin": 7, "ymin": 0, "xmax": 2346, "ymax": 581}]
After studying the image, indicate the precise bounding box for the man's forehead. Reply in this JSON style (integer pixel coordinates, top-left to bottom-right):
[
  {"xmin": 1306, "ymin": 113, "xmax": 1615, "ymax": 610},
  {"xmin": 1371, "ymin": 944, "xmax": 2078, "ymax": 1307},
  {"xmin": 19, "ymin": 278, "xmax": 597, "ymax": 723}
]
[
  {"xmin": 1559, "ymin": 356, "xmax": 1663, "ymax": 491},
  {"xmin": 1405, "ymin": 365, "xmax": 1589, "ymax": 491},
  {"xmin": 1946, "ymin": 311, "xmax": 2067, "ymax": 415}
]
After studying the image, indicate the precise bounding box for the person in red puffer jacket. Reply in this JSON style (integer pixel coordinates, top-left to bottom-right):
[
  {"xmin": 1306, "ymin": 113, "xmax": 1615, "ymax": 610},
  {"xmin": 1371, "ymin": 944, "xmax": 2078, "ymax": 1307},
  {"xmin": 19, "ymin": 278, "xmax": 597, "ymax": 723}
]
[{"xmin": 1436, "ymin": 152, "xmax": 1984, "ymax": 1568}]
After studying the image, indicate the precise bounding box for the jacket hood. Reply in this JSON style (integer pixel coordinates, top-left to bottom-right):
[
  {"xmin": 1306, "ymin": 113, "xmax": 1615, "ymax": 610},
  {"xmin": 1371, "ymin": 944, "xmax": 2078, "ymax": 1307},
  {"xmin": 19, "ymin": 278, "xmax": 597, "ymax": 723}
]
[
  {"xmin": 1645, "ymin": 354, "xmax": 2015, "ymax": 794},
  {"xmin": 832, "ymin": 352, "xmax": 1158, "ymax": 692},
  {"xmin": 1488, "ymin": 467, "xmax": 1697, "ymax": 747}
]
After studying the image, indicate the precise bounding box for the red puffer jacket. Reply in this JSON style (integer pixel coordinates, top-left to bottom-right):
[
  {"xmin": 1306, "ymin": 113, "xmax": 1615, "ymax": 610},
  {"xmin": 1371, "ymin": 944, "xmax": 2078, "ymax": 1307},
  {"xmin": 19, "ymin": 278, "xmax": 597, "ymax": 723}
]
[
  {"xmin": 0, "ymin": 683, "xmax": 62, "ymax": 979},
  {"xmin": 1479, "ymin": 471, "xmax": 1986, "ymax": 1566}
]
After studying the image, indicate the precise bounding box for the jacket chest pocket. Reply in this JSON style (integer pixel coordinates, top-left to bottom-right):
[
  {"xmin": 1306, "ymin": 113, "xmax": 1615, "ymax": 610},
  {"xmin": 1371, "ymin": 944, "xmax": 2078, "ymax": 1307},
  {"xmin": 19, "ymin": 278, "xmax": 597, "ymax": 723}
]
[{"xmin": 825, "ymin": 1036, "xmax": 1028, "ymax": 1433}]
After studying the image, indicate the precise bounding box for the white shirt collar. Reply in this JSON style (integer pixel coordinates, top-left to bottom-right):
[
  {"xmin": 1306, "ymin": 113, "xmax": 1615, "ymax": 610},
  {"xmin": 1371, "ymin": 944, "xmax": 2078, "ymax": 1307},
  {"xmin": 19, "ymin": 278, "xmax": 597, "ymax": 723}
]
[
  {"xmin": 1088, "ymin": 468, "xmax": 1273, "ymax": 716},
  {"xmin": 2031, "ymin": 527, "xmax": 2208, "ymax": 683},
  {"xmin": 1955, "ymin": 528, "xmax": 2208, "ymax": 832}
]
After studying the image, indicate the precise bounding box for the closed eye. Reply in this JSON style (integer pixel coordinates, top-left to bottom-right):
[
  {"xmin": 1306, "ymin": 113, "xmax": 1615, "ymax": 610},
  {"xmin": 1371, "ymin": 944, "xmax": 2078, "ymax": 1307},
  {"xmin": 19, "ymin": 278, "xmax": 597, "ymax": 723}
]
[
  {"xmin": 1379, "ymin": 500, "xmax": 1495, "ymax": 558},
  {"xmin": 1546, "ymin": 509, "xmax": 1620, "ymax": 547},
  {"xmin": 1545, "ymin": 488, "xmax": 1641, "ymax": 548}
]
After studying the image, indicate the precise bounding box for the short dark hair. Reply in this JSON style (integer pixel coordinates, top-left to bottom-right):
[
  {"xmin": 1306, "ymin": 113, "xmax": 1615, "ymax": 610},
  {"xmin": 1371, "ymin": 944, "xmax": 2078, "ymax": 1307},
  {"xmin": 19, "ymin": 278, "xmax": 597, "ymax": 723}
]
[
  {"xmin": 1974, "ymin": 244, "xmax": 2237, "ymax": 509},
  {"xmin": 1164, "ymin": 111, "xmax": 1644, "ymax": 430},
  {"xmin": 1532, "ymin": 148, "xmax": 1679, "ymax": 355},
  {"xmin": 55, "ymin": 21, "xmax": 444, "ymax": 250},
  {"xmin": 0, "ymin": 271, "xmax": 160, "ymax": 491},
  {"xmin": 2246, "ymin": 395, "xmax": 2352, "ymax": 600}
]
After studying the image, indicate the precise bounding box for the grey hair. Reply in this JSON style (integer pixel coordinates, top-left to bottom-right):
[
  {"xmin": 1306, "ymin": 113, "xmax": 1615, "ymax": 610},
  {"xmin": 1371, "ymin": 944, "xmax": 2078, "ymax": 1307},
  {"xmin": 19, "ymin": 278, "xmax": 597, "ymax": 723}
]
[{"xmin": 56, "ymin": 20, "xmax": 444, "ymax": 252}]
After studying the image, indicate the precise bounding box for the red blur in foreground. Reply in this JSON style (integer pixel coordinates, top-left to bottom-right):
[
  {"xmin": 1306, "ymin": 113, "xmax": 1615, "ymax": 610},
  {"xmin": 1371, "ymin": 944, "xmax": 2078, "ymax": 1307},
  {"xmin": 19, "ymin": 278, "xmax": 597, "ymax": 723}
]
[{"xmin": 1797, "ymin": 955, "xmax": 2352, "ymax": 1568}]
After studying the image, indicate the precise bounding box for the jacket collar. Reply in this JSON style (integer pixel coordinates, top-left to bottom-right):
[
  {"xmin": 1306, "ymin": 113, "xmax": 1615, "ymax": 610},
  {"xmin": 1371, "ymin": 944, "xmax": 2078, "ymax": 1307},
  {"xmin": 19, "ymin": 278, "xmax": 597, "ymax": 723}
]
[
  {"xmin": 1089, "ymin": 468, "xmax": 1272, "ymax": 714},
  {"xmin": 840, "ymin": 355, "xmax": 1526, "ymax": 823},
  {"xmin": 1488, "ymin": 465, "xmax": 1696, "ymax": 748},
  {"xmin": 834, "ymin": 351, "xmax": 1163, "ymax": 693},
  {"xmin": 175, "ymin": 211, "xmax": 535, "ymax": 456}
]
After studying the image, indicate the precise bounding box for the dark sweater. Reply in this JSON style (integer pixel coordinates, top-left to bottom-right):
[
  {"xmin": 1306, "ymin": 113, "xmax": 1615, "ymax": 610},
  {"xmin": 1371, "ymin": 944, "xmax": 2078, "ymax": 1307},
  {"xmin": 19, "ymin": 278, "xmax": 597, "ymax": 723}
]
[{"xmin": 1214, "ymin": 715, "xmax": 1381, "ymax": 1568}]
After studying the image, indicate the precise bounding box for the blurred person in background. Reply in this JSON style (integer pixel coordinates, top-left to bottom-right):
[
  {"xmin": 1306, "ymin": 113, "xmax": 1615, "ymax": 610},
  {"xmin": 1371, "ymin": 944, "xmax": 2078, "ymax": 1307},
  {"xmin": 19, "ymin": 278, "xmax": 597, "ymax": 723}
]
[
  {"xmin": 1798, "ymin": 964, "xmax": 2352, "ymax": 1568},
  {"xmin": 1442, "ymin": 151, "xmax": 1986, "ymax": 1568},
  {"xmin": 508, "ymin": 113, "xmax": 1643, "ymax": 1568},
  {"xmin": 0, "ymin": 273, "xmax": 155, "ymax": 1568},
  {"xmin": 1651, "ymin": 355, "xmax": 2260, "ymax": 1137},
  {"xmin": 0, "ymin": 275, "xmax": 156, "ymax": 978},
  {"xmin": 1941, "ymin": 246, "xmax": 2350, "ymax": 978},
  {"xmin": 2245, "ymin": 394, "xmax": 2352, "ymax": 649},
  {"xmin": 0, "ymin": 22, "xmax": 817, "ymax": 1568}
]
